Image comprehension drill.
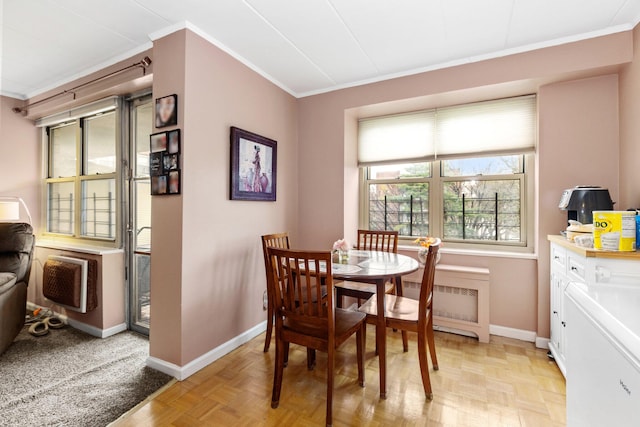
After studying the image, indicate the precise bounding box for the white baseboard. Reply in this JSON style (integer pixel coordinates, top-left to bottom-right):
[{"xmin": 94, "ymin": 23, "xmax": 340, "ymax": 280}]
[
  {"xmin": 489, "ymin": 324, "xmax": 537, "ymax": 342},
  {"xmin": 67, "ymin": 319, "xmax": 127, "ymax": 338},
  {"xmin": 433, "ymin": 324, "xmax": 478, "ymax": 339},
  {"xmin": 439, "ymin": 322, "xmax": 544, "ymax": 346},
  {"xmin": 26, "ymin": 301, "xmax": 126, "ymax": 338},
  {"xmin": 535, "ymin": 336, "xmax": 550, "ymax": 350},
  {"xmin": 147, "ymin": 320, "xmax": 268, "ymax": 381}
]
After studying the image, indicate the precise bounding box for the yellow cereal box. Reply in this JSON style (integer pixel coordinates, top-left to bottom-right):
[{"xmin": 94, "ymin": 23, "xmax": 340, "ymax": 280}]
[{"xmin": 592, "ymin": 211, "xmax": 637, "ymax": 251}]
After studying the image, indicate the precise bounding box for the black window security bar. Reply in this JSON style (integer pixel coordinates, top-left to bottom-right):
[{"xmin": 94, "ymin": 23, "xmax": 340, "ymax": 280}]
[
  {"xmin": 443, "ymin": 193, "xmax": 521, "ymax": 241},
  {"xmin": 369, "ymin": 195, "xmax": 429, "ymax": 237},
  {"xmin": 369, "ymin": 192, "xmax": 521, "ymax": 241}
]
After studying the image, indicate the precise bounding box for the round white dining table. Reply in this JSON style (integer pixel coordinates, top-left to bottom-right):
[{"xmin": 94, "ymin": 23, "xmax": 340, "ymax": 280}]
[{"xmin": 331, "ymin": 250, "xmax": 419, "ymax": 399}]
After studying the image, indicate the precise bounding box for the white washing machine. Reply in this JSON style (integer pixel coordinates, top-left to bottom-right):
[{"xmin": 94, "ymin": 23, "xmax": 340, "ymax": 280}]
[{"xmin": 565, "ymin": 258, "xmax": 640, "ymax": 427}]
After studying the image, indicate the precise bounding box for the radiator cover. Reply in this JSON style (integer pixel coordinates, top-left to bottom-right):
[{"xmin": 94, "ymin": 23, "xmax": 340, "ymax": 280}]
[{"xmin": 403, "ymin": 264, "xmax": 490, "ymax": 342}]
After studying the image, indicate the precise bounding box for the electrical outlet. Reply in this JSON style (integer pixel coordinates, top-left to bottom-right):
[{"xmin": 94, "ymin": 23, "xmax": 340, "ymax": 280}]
[{"xmin": 263, "ymin": 290, "xmax": 268, "ymax": 310}]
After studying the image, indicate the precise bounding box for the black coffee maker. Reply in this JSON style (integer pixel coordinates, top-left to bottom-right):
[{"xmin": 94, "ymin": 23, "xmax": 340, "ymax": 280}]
[{"xmin": 558, "ymin": 186, "xmax": 614, "ymax": 225}]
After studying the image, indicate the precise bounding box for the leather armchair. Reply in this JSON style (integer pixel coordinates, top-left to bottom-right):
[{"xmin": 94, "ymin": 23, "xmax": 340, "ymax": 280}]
[{"xmin": 0, "ymin": 223, "xmax": 34, "ymax": 355}]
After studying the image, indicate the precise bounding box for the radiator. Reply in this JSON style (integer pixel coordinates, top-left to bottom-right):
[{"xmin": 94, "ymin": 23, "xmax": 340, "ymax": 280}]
[
  {"xmin": 43, "ymin": 255, "xmax": 98, "ymax": 313},
  {"xmin": 433, "ymin": 284, "xmax": 478, "ymax": 322},
  {"xmin": 403, "ymin": 264, "xmax": 490, "ymax": 342}
]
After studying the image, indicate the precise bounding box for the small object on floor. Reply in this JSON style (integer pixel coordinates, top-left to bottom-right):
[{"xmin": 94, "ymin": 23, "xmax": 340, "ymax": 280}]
[
  {"xmin": 45, "ymin": 317, "xmax": 65, "ymax": 329},
  {"xmin": 28, "ymin": 321, "xmax": 49, "ymax": 337}
]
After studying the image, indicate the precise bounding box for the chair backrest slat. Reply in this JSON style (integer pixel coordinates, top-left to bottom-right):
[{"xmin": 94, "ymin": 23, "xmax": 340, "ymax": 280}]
[
  {"xmin": 261, "ymin": 232, "xmax": 290, "ymax": 288},
  {"xmin": 357, "ymin": 229, "xmax": 398, "ymax": 253},
  {"xmin": 418, "ymin": 239, "xmax": 441, "ymax": 325}
]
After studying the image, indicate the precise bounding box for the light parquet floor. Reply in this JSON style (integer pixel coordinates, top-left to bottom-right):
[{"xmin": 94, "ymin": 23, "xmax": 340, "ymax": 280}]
[{"xmin": 114, "ymin": 328, "xmax": 565, "ymax": 427}]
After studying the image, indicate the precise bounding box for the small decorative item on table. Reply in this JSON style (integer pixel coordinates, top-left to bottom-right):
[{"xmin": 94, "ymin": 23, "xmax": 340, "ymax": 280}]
[
  {"xmin": 332, "ymin": 239, "xmax": 350, "ymax": 264},
  {"xmin": 414, "ymin": 236, "xmax": 441, "ymax": 266}
]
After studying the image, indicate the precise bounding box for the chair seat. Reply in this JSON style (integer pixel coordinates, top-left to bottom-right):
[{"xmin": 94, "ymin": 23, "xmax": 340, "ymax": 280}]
[
  {"xmin": 335, "ymin": 280, "xmax": 395, "ymax": 297},
  {"xmin": 283, "ymin": 308, "xmax": 366, "ymax": 343},
  {"xmin": 359, "ymin": 294, "xmax": 422, "ymax": 323}
]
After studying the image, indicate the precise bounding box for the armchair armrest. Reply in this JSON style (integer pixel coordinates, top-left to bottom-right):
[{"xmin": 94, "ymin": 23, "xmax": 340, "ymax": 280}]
[{"xmin": 0, "ymin": 273, "xmax": 17, "ymax": 296}]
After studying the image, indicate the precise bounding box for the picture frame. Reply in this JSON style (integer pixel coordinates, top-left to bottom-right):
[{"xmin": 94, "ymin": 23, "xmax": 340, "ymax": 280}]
[
  {"xmin": 168, "ymin": 170, "xmax": 181, "ymax": 194},
  {"xmin": 163, "ymin": 153, "xmax": 179, "ymax": 171},
  {"xmin": 230, "ymin": 126, "xmax": 277, "ymax": 201},
  {"xmin": 149, "ymin": 152, "xmax": 164, "ymax": 176},
  {"xmin": 150, "ymin": 129, "xmax": 181, "ymax": 195},
  {"xmin": 151, "ymin": 175, "xmax": 167, "ymax": 195},
  {"xmin": 167, "ymin": 129, "xmax": 180, "ymax": 154},
  {"xmin": 150, "ymin": 132, "xmax": 167, "ymax": 153},
  {"xmin": 155, "ymin": 94, "xmax": 178, "ymax": 128}
]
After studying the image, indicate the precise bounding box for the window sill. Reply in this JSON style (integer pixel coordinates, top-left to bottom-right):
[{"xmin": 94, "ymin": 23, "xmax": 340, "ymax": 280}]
[
  {"xmin": 36, "ymin": 239, "xmax": 124, "ymax": 255},
  {"xmin": 397, "ymin": 244, "xmax": 537, "ymax": 260}
]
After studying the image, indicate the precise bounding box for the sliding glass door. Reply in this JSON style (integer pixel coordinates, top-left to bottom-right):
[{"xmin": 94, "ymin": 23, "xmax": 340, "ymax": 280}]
[{"xmin": 128, "ymin": 96, "xmax": 152, "ymax": 334}]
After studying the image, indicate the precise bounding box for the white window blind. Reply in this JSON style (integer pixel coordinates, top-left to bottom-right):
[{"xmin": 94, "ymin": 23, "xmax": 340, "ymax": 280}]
[
  {"xmin": 358, "ymin": 111, "xmax": 435, "ymax": 165},
  {"xmin": 358, "ymin": 95, "xmax": 536, "ymax": 165}
]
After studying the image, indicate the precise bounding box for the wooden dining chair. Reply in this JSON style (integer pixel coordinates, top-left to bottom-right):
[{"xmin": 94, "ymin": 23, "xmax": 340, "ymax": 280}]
[
  {"xmin": 267, "ymin": 247, "xmax": 366, "ymax": 427},
  {"xmin": 261, "ymin": 232, "xmax": 290, "ymax": 353},
  {"xmin": 358, "ymin": 239, "xmax": 440, "ymax": 400},
  {"xmin": 261, "ymin": 233, "xmax": 328, "ymax": 369},
  {"xmin": 335, "ymin": 229, "xmax": 399, "ymax": 308}
]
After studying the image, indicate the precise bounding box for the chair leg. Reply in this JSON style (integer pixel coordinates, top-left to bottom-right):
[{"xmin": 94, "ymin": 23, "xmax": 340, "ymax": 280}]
[
  {"xmin": 336, "ymin": 289, "xmax": 343, "ymax": 308},
  {"xmin": 326, "ymin": 347, "xmax": 334, "ymax": 427},
  {"xmin": 357, "ymin": 323, "xmax": 365, "ymax": 387},
  {"xmin": 307, "ymin": 348, "xmax": 316, "ymax": 370},
  {"xmin": 417, "ymin": 329, "xmax": 433, "ymax": 400},
  {"xmin": 272, "ymin": 337, "xmax": 286, "ymax": 408},
  {"xmin": 284, "ymin": 342, "xmax": 289, "ymax": 367},
  {"xmin": 264, "ymin": 297, "xmax": 273, "ymax": 352},
  {"xmin": 427, "ymin": 315, "xmax": 439, "ymax": 370},
  {"xmin": 393, "ymin": 277, "xmax": 401, "ymax": 334},
  {"xmin": 401, "ymin": 330, "xmax": 409, "ymax": 352}
]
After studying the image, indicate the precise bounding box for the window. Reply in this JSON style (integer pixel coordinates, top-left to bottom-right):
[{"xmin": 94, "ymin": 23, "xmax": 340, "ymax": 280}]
[
  {"xmin": 367, "ymin": 163, "xmax": 431, "ymax": 236},
  {"xmin": 440, "ymin": 155, "xmax": 525, "ymax": 243},
  {"xmin": 359, "ymin": 95, "xmax": 535, "ymax": 249},
  {"xmin": 44, "ymin": 101, "xmax": 119, "ymax": 241}
]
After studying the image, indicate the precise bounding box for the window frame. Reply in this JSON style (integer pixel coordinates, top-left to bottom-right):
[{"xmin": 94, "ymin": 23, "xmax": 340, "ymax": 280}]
[
  {"xmin": 42, "ymin": 103, "xmax": 123, "ymax": 247},
  {"xmin": 360, "ymin": 153, "xmax": 535, "ymax": 253}
]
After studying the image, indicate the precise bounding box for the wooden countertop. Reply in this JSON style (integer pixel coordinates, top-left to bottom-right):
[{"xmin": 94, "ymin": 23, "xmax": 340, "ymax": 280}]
[{"xmin": 548, "ymin": 235, "xmax": 640, "ymax": 260}]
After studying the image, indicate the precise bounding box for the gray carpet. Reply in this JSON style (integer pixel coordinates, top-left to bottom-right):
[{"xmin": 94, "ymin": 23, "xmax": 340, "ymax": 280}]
[{"xmin": 0, "ymin": 325, "xmax": 172, "ymax": 427}]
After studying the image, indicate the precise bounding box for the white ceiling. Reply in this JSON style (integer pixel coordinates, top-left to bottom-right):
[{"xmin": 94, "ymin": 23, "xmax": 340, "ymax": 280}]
[{"xmin": 2, "ymin": 0, "xmax": 640, "ymax": 100}]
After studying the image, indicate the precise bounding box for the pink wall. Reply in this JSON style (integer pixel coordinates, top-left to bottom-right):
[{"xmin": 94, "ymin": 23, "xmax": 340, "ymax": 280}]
[
  {"xmin": 619, "ymin": 26, "xmax": 640, "ymax": 210},
  {"xmin": 537, "ymin": 75, "xmax": 620, "ymax": 336},
  {"xmin": 0, "ymin": 96, "xmax": 40, "ymax": 231},
  {"xmin": 297, "ymin": 32, "xmax": 630, "ymax": 338},
  {"xmin": 150, "ymin": 30, "xmax": 298, "ymax": 366},
  {"xmin": 148, "ymin": 30, "xmax": 187, "ymax": 364}
]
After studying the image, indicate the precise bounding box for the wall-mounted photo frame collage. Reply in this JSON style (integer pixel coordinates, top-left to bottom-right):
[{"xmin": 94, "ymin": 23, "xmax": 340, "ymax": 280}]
[{"xmin": 150, "ymin": 128, "xmax": 181, "ymax": 195}]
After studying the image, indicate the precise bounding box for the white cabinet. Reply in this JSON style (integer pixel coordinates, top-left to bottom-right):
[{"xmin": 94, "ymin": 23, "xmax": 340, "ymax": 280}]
[
  {"xmin": 549, "ymin": 243, "xmax": 571, "ymax": 377},
  {"xmin": 548, "ymin": 235, "xmax": 640, "ymax": 379}
]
